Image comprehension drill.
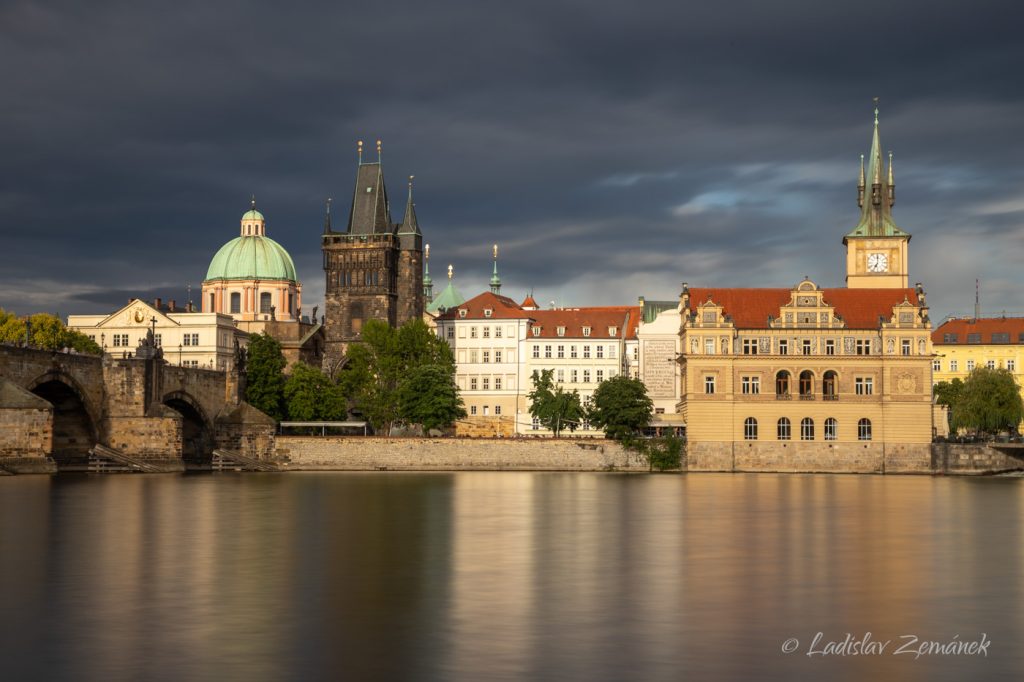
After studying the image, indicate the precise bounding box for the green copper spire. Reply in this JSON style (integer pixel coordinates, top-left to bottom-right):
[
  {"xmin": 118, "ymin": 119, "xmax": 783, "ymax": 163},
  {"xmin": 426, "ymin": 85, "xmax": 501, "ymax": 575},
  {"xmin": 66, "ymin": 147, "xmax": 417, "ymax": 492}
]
[
  {"xmin": 489, "ymin": 244, "xmax": 502, "ymax": 294},
  {"xmin": 844, "ymin": 100, "xmax": 908, "ymax": 242},
  {"xmin": 423, "ymin": 243, "xmax": 434, "ymax": 300},
  {"xmin": 426, "ymin": 264, "xmax": 465, "ymax": 314}
]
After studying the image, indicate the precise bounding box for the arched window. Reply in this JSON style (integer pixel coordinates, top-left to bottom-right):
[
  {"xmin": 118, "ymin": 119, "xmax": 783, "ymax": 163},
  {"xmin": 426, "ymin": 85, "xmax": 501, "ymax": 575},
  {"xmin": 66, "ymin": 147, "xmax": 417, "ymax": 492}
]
[
  {"xmin": 800, "ymin": 417, "xmax": 814, "ymax": 440},
  {"xmin": 777, "ymin": 417, "xmax": 791, "ymax": 440},
  {"xmin": 799, "ymin": 370, "xmax": 814, "ymax": 399},
  {"xmin": 744, "ymin": 417, "xmax": 758, "ymax": 440},
  {"xmin": 824, "ymin": 418, "xmax": 837, "ymax": 441},
  {"xmin": 230, "ymin": 292, "xmax": 241, "ymax": 314},
  {"xmin": 823, "ymin": 371, "xmax": 838, "ymax": 400},
  {"xmin": 208, "ymin": 293, "xmax": 215, "ymax": 312},
  {"xmin": 260, "ymin": 292, "xmax": 272, "ymax": 314},
  {"xmin": 858, "ymin": 418, "xmax": 872, "ymax": 441},
  {"xmin": 776, "ymin": 371, "xmax": 791, "ymax": 399}
]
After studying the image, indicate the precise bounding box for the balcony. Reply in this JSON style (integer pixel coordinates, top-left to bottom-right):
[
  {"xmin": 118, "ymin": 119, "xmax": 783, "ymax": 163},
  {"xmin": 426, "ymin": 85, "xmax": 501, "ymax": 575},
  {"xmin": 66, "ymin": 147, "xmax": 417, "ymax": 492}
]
[
  {"xmin": 775, "ymin": 393, "xmax": 792, "ymax": 400},
  {"xmin": 798, "ymin": 394, "xmax": 815, "ymax": 401},
  {"xmin": 823, "ymin": 394, "xmax": 839, "ymax": 401}
]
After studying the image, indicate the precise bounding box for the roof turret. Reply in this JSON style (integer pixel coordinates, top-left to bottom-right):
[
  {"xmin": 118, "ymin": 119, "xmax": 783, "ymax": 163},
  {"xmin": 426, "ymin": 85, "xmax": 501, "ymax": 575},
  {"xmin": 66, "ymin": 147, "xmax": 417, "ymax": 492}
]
[{"xmin": 845, "ymin": 100, "xmax": 908, "ymax": 242}]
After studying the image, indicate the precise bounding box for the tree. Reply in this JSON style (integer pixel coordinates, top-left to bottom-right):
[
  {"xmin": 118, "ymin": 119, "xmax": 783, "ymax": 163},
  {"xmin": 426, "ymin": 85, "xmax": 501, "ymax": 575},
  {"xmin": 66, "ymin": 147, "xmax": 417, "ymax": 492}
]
[
  {"xmin": 397, "ymin": 364, "xmax": 466, "ymax": 432},
  {"xmin": 527, "ymin": 369, "xmax": 584, "ymax": 437},
  {"xmin": 0, "ymin": 309, "xmax": 100, "ymax": 354},
  {"xmin": 28, "ymin": 313, "xmax": 66, "ymax": 350},
  {"xmin": 626, "ymin": 434, "xmax": 684, "ymax": 471},
  {"xmin": 0, "ymin": 308, "xmax": 27, "ymax": 344},
  {"xmin": 950, "ymin": 367, "xmax": 1023, "ymax": 435},
  {"xmin": 284, "ymin": 361, "xmax": 348, "ymax": 421},
  {"xmin": 588, "ymin": 375, "xmax": 653, "ymax": 440},
  {"xmin": 933, "ymin": 378, "xmax": 964, "ymax": 432},
  {"xmin": 245, "ymin": 333, "xmax": 287, "ymax": 421},
  {"xmin": 342, "ymin": 318, "xmax": 459, "ymax": 432}
]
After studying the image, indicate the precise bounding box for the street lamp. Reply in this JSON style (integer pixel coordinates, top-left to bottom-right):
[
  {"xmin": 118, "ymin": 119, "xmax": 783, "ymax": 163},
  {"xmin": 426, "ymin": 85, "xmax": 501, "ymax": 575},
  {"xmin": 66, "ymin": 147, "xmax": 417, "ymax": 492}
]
[
  {"xmin": 178, "ymin": 343, "xmax": 183, "ymax": 366},
  {"xmin": 101, "ymin": 333, "xmax": 105, "ymax": 353}
]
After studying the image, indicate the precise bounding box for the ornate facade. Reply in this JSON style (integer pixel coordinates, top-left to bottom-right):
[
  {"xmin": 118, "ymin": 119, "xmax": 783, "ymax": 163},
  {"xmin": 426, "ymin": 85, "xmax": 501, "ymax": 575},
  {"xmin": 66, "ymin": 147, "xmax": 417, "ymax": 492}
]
[{"xmin": 322, "ymin": 141, "xmax": 424, "ymax": 366}]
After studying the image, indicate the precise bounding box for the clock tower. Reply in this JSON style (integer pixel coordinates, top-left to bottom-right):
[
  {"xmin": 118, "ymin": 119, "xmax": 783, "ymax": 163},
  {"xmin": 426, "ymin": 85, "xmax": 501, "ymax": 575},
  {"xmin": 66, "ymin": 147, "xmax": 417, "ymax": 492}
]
[{"xmin": 844, "ymin": 103, "xmax": 910, "ymax": 289}]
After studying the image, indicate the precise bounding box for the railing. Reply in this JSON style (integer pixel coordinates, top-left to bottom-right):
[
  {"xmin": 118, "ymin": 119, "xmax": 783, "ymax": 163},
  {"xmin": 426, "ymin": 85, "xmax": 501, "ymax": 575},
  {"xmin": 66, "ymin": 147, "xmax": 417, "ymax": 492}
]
[
  {"xmin": 823, "ymin": 394, "xmax": 839, "ymax": 401},
  {"xmin": 799, "ymin": 394, "xmax": 815, "ymax": 400},
  {"xmin": 775, "ymin": 393, "xmax": 792, "ymax": 400},
  {"xmin": 211, "ymin": 449, "xmax": 279, "ymax": 472}
]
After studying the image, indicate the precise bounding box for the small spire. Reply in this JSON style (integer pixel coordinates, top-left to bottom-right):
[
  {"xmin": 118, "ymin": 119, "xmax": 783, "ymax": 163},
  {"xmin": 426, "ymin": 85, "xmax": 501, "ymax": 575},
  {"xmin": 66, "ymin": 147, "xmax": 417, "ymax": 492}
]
[
  {"xmin": 857, "ymin": 154, "xmax": 866, "ymax": 208},
  {"xmin": 376, "ymin": 139, "xmax": 382, "ymax": 163},
  {"xmin": 425, "ymin": 243, "xmax": 430, "ymax": 262},
  {"xmin": 357, "ymin": 140, "xmax": 363, "ymax": 164},
  {"xmin": 408, "ymin": 175, "xmax": 414, "ymax": 201},
  {"xmin": 887, "ymin": 151, "xmax": 895, "ymax": 207},
  {"xmin": 448, "ymin": 264, "xmax": 453, "ymax": 280},
  {"xmin": 323, "ymin": 197, "xmax": 332, "ymax": 234},
  {"xmin": 422, "ymin": 243, "xmax": 433, "ymax": 300},
  {"xmin": 490, "ymin": 243, "xmax": 502, "ymax": 294},
  {"xmin": 251, "ymin": 194, "xmax": 256, "ymax": 210},
  {"xmin": 887, "ymin": 151, "xmax": 894, "ymax": 184},
  {"xmin": 873, "ymin": 96, "xmax": 879, "ymax": 125}
]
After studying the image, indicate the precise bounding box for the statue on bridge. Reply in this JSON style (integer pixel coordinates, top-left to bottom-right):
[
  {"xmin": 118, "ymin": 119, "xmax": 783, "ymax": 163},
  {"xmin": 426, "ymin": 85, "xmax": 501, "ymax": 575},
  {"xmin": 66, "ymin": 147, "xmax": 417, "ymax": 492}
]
[{"xmin": 234, "ymin": 338, "xmax": 247, "ymax": 374}]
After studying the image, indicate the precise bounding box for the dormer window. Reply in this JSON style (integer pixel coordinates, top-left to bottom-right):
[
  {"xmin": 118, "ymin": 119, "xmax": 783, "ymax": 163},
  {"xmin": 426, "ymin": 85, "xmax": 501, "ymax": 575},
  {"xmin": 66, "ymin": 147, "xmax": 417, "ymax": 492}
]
[
  {"xmin": 532, "ymin": 326, "xmax": 541, "ymax": 336},
  {"xmin": 608, "ymin": 326, "xmax": 617, "ymax": 336},
  {"xmin": 458, "ymin": 309, "xmax": 467, "ymax": 318},
  {"xmin": 556, "ymin": 326, "xmax": 566, "ymax": 337},
  {"xmin": 484, "ymin": 308, "xmax": 493, "ymax": 318},
  {"xmin": 582, "ymin": 327, "xmax": 591, "ymax": 337}
]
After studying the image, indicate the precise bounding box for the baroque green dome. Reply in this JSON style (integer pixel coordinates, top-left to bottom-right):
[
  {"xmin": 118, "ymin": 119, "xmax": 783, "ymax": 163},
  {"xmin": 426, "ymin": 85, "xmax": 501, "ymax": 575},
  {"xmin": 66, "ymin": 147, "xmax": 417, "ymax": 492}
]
[
  {"xmin": 242, "ymin": 209, "xmax": 265, "ymax": 221},
  {"xmin": 204, "ymin": 235, "xmax": 298, "ymax": 282}
]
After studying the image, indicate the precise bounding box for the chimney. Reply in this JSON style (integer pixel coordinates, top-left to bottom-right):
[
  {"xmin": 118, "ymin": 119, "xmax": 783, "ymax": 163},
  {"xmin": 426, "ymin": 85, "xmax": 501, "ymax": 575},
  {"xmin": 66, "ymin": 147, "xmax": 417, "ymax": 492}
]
[
  {"xmin": 154, "ymin": 297, "xmax": 162, "ymax": 309},
  {"xmin": 169, "ymin": 299, "xmax": 176, "ymax": 312}
]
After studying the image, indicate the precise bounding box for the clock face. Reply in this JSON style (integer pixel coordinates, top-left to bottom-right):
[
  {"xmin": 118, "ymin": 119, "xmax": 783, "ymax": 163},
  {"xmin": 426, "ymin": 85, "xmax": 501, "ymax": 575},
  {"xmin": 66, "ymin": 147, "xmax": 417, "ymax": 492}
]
[{"xmin": 867, "ymin": 253, "xmax": 888, "ymax": 273}]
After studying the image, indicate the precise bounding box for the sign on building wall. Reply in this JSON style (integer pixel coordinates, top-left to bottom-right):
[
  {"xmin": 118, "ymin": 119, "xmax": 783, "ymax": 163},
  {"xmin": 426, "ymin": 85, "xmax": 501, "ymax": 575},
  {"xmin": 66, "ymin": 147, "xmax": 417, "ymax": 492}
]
[{"xmin": 642, "ymin": 339, "xmax": 676, "ymax": 398}]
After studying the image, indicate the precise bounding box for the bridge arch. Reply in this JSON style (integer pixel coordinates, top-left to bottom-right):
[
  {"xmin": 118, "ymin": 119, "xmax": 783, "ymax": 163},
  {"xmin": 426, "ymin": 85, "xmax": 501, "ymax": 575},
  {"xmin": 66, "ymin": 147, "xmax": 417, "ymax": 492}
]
[
  {"xmin": 27, "ymin": 370, "xmax": 100, "ymax": 466},
  {"xmin": 162, "ymin": 390, "xmax": 215, "ymax": 466}
]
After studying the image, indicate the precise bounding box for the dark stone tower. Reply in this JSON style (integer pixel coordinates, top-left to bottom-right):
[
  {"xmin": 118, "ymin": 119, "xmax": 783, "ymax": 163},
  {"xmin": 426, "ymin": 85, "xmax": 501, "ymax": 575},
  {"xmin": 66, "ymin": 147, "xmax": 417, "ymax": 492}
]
[{"xmin": 322, "ymin": 141, "xmax": 425, "ymax": 367}]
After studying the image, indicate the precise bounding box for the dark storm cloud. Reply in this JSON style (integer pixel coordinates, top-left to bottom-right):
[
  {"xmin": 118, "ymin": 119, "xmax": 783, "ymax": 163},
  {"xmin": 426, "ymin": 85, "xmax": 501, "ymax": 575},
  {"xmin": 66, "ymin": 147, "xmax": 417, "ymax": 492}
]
[{"xmin": 1, "ymin": 0, "xmax": 1023, "ymax": 321}]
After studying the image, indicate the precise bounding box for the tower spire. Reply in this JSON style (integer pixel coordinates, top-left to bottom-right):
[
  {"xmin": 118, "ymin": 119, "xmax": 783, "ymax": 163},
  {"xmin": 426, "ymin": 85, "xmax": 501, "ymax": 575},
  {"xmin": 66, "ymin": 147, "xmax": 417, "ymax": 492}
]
[
  {"xmin": 323, "ymin": 197, "xmax": 332, "ymax": 234},
  {"xmin": 490, "ymin": 243, "xmax": 502, "ymax": 294},
  {"xmin": 887, "ymin": 151, "xmax": 895, "ymax": 206},
  {"xmin": 423, "ymin": 243, "xmax": 433, "ymax": 300},
  {"xmin": 357, "ymin": 140, "xmax": 363, "ymax": 165},
  {"xmin": 857, "ymin": 154, "xmax": 866, "ymax": 207},
  {"xmin": 845, "ymin": 98, "xmax": 905, "ymax": 241},
  {"xmin": 398, "ymin": 175, "xmax": 421, "ymax": 235}
]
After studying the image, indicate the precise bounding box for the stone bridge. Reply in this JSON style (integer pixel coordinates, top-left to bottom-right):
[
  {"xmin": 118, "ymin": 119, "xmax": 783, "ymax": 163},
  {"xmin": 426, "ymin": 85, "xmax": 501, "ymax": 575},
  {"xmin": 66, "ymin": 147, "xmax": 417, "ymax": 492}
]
[{"xmin": 0, "ymin": 344, "xmax": 274, "ymax": 473}]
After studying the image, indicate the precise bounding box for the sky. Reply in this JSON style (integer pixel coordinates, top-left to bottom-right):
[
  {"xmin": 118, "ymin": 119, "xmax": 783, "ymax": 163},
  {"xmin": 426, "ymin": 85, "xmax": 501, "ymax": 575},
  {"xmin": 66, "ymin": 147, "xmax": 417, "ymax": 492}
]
[{"xmin": 1, "ymin": 0, "xmax": 1022, "ymax": 323}]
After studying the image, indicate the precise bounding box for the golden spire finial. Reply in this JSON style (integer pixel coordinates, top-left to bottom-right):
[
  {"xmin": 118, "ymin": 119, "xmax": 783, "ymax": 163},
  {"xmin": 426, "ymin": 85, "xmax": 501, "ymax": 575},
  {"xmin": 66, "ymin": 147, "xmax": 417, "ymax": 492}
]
[
  {"xmin": 425, "ymin": 243, "xmax": 430, "ymax": 260},
  {"xmin": 357, "ymin": 140, "xmax": 363, "ymax": 163},
  {"xmin": 887, "ymin": 151, "xmax": 894, "ymax": 183},
  {"xmin": 493, "ymin": 244, "xmax": 498, "ymax": 261},
  {"xmin": 376, "ymin": 139, "xmax": 382, "ymax": 162},
  {"xmin": 873, "ymin": 96, "xmax": 879, "ymax": 125},
  {"xmin": 250, "ymin": 194, "xmax": 256, "ymax": 210},
  {"xmin": 448, "ymin": 264, "xmax": 453, "ymax": 280}
]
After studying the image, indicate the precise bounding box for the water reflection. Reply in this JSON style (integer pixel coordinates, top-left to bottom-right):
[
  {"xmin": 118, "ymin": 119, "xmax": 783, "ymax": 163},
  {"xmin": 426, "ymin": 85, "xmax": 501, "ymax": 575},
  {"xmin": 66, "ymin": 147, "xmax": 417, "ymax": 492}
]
[{"xmin": 0, "ymin": 473, "xmax": 1021, "ymax": 681}]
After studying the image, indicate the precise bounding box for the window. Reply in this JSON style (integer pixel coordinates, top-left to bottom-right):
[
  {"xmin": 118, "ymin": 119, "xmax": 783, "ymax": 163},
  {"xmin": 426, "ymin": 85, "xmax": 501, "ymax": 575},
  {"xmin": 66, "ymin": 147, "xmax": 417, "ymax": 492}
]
[
  {"xmin": 596, "ymin": 370, "xmax": 604, "ymax": 382},
  {"xmin": 483, "ymin": 309, "xmax": 492, "ymax": 318},
  {"xmin": 802, "ymin": 339, "xmax": 812, "ymax": 355},
  {"xmin": 967, "ymin": 333, "xmax": 981, "ymax": 344},
  {"xmin": 557, "ymin": 345, "xmax": 565, "ymax": 359},
  {"xmin": 483, "ymin": 326, "xmax": 490, "ymax": 338},
  {"xmin": 933, "ymin": 359, "xmax": 941, "ymax": 371},
  {"xmin": 1009, "ymin": 360, "xmax": 1016, "ymax": 371},
  {"xmin": 777, "ymin": 417, "xmax": 791, "ymax": 440},
  {"xmin": 531, "ymin": 417, "xmax": 539, "ymax": 430},
  {"xmin": 741, "ymin": 376, "xmax": 760, "ymax": 395},
  {"xmin": 557, "ymin": 326, "xmax": 566, "ymax": 337},
  {"xmin": 494, "ymin": 351, "xmax": 502, "ymax": 363},
  {"xmin": 825, "ymin": 339, "xmax": 835, "ymax": 356},
  {"xmin": 779, "ymin": 339, "xmax": 789, "ymax": 355},
  {"xmin": 704, "ymin": 376, "xmax": 716, "ymax": 394},
  {"xmin": 470, "ymin": 327, "xmax": 478, "ymax": 339},
  {"xmin": 799, "ymin": 370, "xmax": 814, "ymax": 398},
  {"xmin": 858, "ymin": 418, "xmax": 872, "ymax": 441},
  {"xmin": 571, "ymin": 369, "xmax": 578, "ymax": 383},
  {"xmin": 532, "ymin": 326, "xmax": 541, "ymax": 336},
  {"xmin": 208, "ymin": 293, "xmax": 215, "ymax": 312},
  {"xmin": 230, "ymin": 292, "xmax": 241, "ymax": 314},
  {"xmin": 986, "ymin": 360, "xmax": 996, "ymax": 370},
  {"xmin": 824, "ymin": 418, "xmax": 837, "ymax": 441},
  {"xmin": 742, "ymin": 339, "xmax": 758, "ymax": 355},
  {"xmin": 966, "ymin": 360, "xmax": 975, "ymax": 371},
  {"xmin": 608, "ymin": 326, "xmax": 617, "ymax": 336},
  {"xmin": 482, "ymin": 378, "xmax": 489, "ymax": 390},
  {"xmin": 596, "ymin": 345, "xmax": 604, "ymax": 359},
  {"xmin": 459, "ymin": 310, "xmax": 468, "ymax": 319},
  {"xmin": 801, "ymin": 418, "xmax": 814, "ymax": 441},
  {"xmin": 583, "ymin": 370, "xmax": 591, "ymax": 383},
  {"xmin": 901, "ymin": 339, "xmax": 911, "ymax": 356},
  {"xmin": 856, "ymin": 339, "xmax": 871, "ymax": 355},
  {"xmin": 632, "ymin": 346, "xmax": 638, "ymax": 361},
  {"xmin": 855, "ymin": 377, "xmax": 873, "ymax": 395},
  {"xmin": 609, "ymin": 345, "xmax": 616, "ymax": 359},
  {"xmin": 557, "ymin": 369, "xmax": 565, "ymax": 382},
  {"xmin": 704, "ymin": 338, "xmax": 715, "ymax": 354},
  {"xmin": 469, "ymin": 350, "xmax": 478, "ymax": 363},
  {"xmin": 583, "ymin": 345, "xmax": 591, "ymax": 359},
  {"xmin": 950, "ymin": 360, "xmax": 958, "ymax": 372},
  {"xmin": 471, "ymin": 405, "xmax": 478, "ymax": 415},
  {"xmin": 495, "ymin": 405, "xmax": 502, "ymax": 415},
  {"xmin": 775, "ymin": 371, "xmax": 791, "ymax": 398},
  {"xmin": 495, "ymin": 326, "xmax": 502, "ymax": 338},
  {"xmin": 482, "ymin": 351, "xmax": 490, "ymax": 363},
  {"xmin": 992, "ymin": 333, "xmax": 1010, "ymax": 344},
  {"xmin": 545, "ymin": 345, "xmax": 552, "ymax": 359},
  {"xmin": 570, "ymin": 345, "xmax": 578, "ymax": 359},
  {"xmin": 744, "ymin": 418, "xmax": 758, "ymax": 440},
  {"xmin": 154, "ymin": 334, "xmax": 162, "ymax": 347},
  {"xmin": 470, "ymin": 378, "xmax": 478, "ymax": 390},
  {"xmin": 823, "ymin": 371, "xmax": 837, "ymax": 399},
  {"xmin": 582, "ymin": 327, "xmax": 591, "ymax": 337},
  {"xmin": 260, "ymin": 292, "xmax": 272, "ymax": 314},
  {"xmin": 447, "ymin": 326, "xmax": 454, "ymax": 339},
  {"xmin": 183, "ymin": 333, "xmax": 199, "ymax": 347},
  {"xmin": 943, "ymin": 333, "xmax": 958, "ymax": 343},
  {"xmin": 533, "ymin": 345, "xmax": 540, "ymax": 359}
]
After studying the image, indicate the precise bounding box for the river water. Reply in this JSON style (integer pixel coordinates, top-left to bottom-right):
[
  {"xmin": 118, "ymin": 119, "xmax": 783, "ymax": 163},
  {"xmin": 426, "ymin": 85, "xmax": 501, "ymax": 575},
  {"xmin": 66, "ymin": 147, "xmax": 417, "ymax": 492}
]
[{"xmin": 0, "ymin": 472, "xmax": 1021, "ymax": 681}]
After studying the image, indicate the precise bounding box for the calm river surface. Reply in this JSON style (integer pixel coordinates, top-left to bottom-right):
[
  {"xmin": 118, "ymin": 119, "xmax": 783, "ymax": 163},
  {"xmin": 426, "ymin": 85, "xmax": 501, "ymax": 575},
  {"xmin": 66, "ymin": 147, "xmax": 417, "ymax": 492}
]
[{"xmin": 1, "ymin": 472, "xmax": 1022, "ymax": 681}]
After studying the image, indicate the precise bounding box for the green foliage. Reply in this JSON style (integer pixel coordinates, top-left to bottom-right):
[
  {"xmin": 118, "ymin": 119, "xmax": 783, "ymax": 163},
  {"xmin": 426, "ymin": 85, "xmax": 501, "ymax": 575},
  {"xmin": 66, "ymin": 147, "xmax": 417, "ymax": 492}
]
[
  {"xmin": 527, "ymin": 368, "xmax": 585, "ymax": 437},
  {"xmin": 0, "ymin": 308, "xmax": 100, "ymax": 354},
  {"xmin": 624, "ymin": 435, "xmax": 685, "ymax": 471},
  {"xmin": 933, "ymin": 378, "xmax": 964, "ymax": 431},
  {"xmin": 342, "ymin": 318, "xmax": 459, "ymax": 432},
  {"xmin": 587, "ymin": 375, "xmax": 654, "ymax": 440},
  {"xmin": 245, "ymin": 333, "xmax": 287, "ymax": 421},
  {"xmin": 950, "ymin": 367, "xmax": 1023, "ymax": 435},
  {"xmin": 397, "ymin": 364, "xmax": 467, "ymax": 431},
  {"xmin": 284, "ymin": 361, "xmax": 348, "ymax": 421}
]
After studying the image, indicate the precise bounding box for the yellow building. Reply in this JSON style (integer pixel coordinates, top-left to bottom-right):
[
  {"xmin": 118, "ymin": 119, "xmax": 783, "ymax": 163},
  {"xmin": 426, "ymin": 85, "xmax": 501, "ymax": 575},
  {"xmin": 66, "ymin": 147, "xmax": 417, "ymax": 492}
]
[
  {"xmin": 932, "ymin": 317, "xmax": 1024, "ymax": 429},
  {"xmin": 676, "ymin": 106, "xmax": 934, "ymax": 472}
]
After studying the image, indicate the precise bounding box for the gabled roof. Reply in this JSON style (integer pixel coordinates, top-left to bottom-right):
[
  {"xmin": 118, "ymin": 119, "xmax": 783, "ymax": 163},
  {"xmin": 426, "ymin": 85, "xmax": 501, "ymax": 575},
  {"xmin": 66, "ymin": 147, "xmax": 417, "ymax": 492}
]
[
  {"xmin": 529, "ymin": 306, "xmax": 640, "ymax": 340},
  {"xmin": 521, "ymin": 294, "xmax": 539, "ymax": 309},
  {"xmin": 932, "ymin": 318, "xmax": 1024, "ymax": 345},
  {"xmin": 686, "ymin": 287, "xmax": 919, "ymax": 330},
  {"xmin": 437, "ymin": 291, "xmax": 525, "ymax": 320},
  {"xmin": 90, "ymin": 299, "xmax": 182, "ymax": 329},
  {"xmin": 347, "ymin": 162, "xmax": 392, "ymax": 234}
]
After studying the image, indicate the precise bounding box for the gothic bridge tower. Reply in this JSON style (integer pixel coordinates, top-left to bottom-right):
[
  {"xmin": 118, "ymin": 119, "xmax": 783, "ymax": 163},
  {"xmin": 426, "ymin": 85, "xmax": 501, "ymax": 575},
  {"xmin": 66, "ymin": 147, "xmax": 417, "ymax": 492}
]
[{"xmin": 322, "ymin": 140, "xmax": 424, "ymax": 365}]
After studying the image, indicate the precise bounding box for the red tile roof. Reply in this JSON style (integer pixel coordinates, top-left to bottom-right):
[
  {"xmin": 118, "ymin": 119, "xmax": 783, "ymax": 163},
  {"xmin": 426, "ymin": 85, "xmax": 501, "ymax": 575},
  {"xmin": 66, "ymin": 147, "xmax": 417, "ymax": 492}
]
[
  {"xmin": 686, "ymin": 287, "xmax": 919, "ymax": 330},
  {"xmin": 521, "ymin": 294, "xmax": 539, "ymax": 308},
  {"xmin": 529, "ymin": 306, "xmax": 640, "ymax": 340},
  {"xmin": 436, "ymin": 291, "xmax": 528, "ymax": 321},
  {"xmin": 932, "ymin": 317, "xmax": 1024, "ymax": 345}
]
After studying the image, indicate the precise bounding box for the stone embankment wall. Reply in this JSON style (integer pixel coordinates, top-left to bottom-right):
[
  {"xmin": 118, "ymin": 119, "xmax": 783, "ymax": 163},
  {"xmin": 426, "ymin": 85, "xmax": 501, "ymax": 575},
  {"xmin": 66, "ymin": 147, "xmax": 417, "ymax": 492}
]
[
  {"xmin": 932, "ymin": 443, "xmax": 1024, "ymax": 474},
  {"xmin": 276, "ymin": 436, "xmax": 648, "ymax": 471},
  {"xmin": 688, "ymin": 441, "xmax": 932, "ymax": 473}
]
